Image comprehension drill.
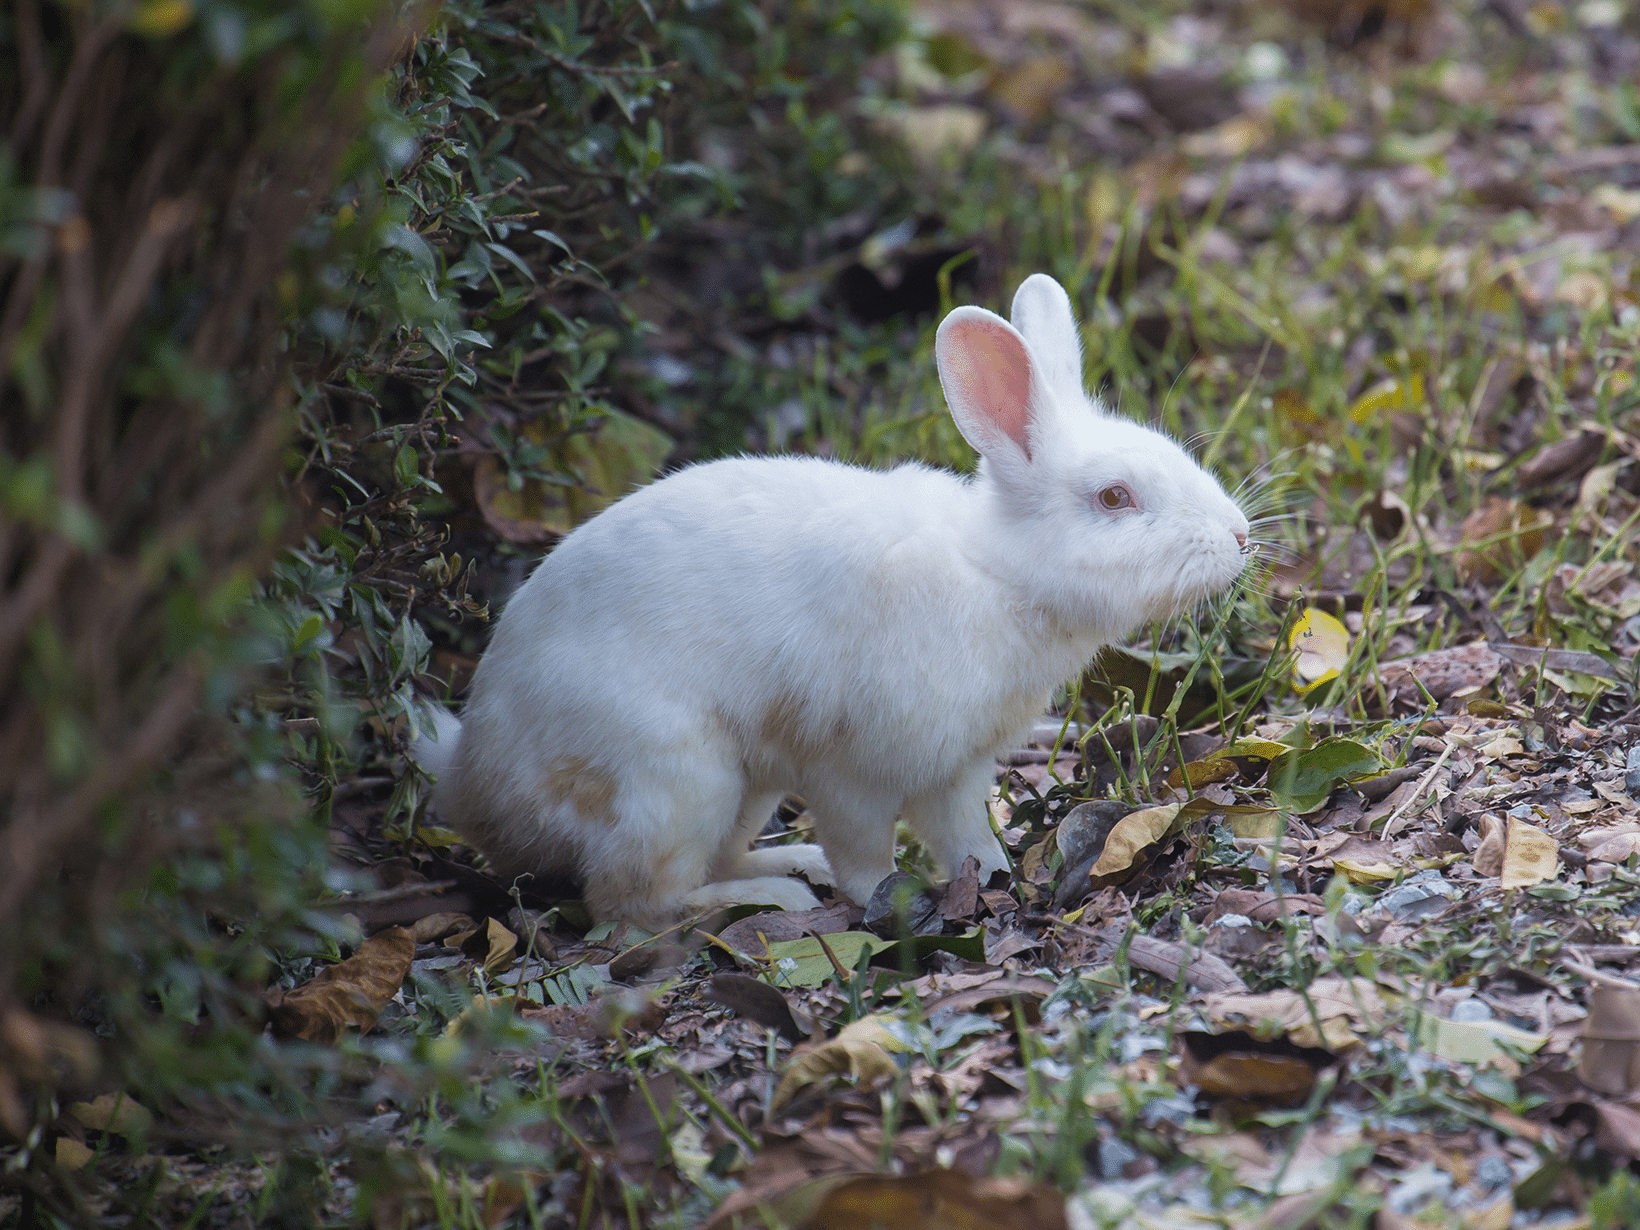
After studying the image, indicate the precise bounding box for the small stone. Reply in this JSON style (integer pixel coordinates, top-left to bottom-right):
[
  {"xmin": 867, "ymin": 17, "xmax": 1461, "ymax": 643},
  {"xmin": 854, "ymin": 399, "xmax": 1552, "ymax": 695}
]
[
  {"xmin": 1098, "ymin": 1137, "xmax": 1142, "ymax": 1181},
  {"xmin": 1474, "ymin": 1154, "xmax": 1514, "ymax": 1192},
  {"xmin": 1381, "ymin": 880, "xmax": 1454, "ymax": 921},
  {"xmin": 1451, "ymin": 999, "xmax": 1493, "ymax": 1023},
  {"xmin": 1625, "ymin": 744, "xmax": 1640, "ymax": 797}
]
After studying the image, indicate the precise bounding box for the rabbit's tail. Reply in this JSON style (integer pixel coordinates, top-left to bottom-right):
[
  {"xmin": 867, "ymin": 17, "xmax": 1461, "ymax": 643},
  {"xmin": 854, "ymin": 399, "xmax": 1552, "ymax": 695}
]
[{"xmin": 410, "ymin": 705, "xmax": 463, "ymax": 782}]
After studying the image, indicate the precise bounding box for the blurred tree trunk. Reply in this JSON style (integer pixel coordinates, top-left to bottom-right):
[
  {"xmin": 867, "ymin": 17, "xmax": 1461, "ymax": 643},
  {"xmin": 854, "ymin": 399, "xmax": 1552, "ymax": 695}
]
[{"xmin": 0, "ymin": 0, "xmax": 408, "ymax": 1139}]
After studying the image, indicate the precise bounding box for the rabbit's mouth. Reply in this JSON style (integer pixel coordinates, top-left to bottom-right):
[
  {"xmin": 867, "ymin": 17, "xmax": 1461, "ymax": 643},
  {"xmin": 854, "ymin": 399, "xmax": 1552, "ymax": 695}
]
[{"xmin": 1161, "ymin": 552, "xmax": 1253, "ymax": 618}]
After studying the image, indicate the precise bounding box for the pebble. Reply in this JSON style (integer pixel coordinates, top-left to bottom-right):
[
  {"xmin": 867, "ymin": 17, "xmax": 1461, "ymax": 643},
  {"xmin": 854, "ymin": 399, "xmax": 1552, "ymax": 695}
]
[
  {"xmin": 1473, "ymin": 1154, "xmax": 1514, "ymax": 1192},
  {"xmin": 1450, "ymin": 998, "xmax": 1493, "ymax": 1023},
  {"xmin": 1380, "ymin": 874, "xmax": 1456, "ymax": 921},
  {"xmin": 1625, "ymin": 744, "xmax": 1640, "ymax": 798},
  {"xmin": 1097, "ymin": 1138, "xmax": 1142, "ymax": 1182}
]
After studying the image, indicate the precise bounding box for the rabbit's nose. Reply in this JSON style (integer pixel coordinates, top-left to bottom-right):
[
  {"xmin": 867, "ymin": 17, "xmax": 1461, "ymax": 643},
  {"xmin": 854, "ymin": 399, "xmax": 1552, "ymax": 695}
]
[{"xmin": 1233, "ymin": 530, "xmax": 1248, "ymax": 550}]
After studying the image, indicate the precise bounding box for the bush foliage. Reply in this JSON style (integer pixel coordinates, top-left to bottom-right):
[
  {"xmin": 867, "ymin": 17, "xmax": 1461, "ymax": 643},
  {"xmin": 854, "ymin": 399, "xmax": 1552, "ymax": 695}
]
[
  {"xmin": 1, "ymin": 0, "xmax": 912, "ymax": 1214},
  {"xmin": 0, "ymin": 0, "xmax": 411, "ymax": 1160}
]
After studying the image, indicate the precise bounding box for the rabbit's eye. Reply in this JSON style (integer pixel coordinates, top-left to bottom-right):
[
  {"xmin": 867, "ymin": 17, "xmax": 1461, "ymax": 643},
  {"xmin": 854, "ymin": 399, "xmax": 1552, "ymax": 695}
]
[{"xmin": 1096, "ymin": 485, "xmax": 1134, "ymax": 511}]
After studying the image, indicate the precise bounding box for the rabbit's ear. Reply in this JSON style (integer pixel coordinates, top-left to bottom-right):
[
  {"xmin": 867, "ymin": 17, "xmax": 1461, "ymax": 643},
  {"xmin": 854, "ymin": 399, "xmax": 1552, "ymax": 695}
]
[
  {"xmin": 1009, "ymin": 274, "xmax": 1084, "ymax": 405},
  {"xmin": 936, "ymin": 307, "xmax": 1046, "ymax": 463}
]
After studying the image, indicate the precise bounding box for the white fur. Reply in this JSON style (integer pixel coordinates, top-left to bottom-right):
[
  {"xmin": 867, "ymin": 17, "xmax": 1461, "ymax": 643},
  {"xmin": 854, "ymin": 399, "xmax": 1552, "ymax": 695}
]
[{"xmin": 413, "ymin": 275, "xmax": 1250, "ymax": 929}]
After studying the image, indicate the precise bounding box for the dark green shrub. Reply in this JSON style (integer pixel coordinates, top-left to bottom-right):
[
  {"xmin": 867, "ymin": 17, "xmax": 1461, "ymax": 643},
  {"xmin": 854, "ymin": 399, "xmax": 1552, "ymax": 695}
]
[
  {"xmin": 0, "ymin": 0, "xmax": 414, "ymax": 1212},
  {"xmin": 2, "ymin": 0, "xmax": 918, "ymax": 1217}
]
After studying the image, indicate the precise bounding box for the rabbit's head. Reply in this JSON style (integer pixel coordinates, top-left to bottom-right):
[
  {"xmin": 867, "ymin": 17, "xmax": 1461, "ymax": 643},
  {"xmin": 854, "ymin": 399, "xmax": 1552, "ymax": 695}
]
[{"xmin": 936, "ymin": 274, "xmax": 1250, "ymax": 640}]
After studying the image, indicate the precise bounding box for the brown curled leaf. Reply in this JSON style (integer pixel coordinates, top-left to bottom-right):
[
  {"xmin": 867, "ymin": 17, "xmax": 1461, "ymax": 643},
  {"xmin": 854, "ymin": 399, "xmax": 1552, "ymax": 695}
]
[{"xmin": 268, "ymin": 926, "xmax": 414, "ymax": 1043}]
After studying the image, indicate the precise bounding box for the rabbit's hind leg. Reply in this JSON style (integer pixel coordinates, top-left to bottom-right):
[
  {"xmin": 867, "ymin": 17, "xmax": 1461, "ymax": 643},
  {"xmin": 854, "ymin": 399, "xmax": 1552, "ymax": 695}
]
[
  {"xmin": 901, "ymin": 758, "xmax": 1009, "ymax": 885},
  {"xmin": 577, "ymin": 751, "xmax": 748, "ymax": 929}
]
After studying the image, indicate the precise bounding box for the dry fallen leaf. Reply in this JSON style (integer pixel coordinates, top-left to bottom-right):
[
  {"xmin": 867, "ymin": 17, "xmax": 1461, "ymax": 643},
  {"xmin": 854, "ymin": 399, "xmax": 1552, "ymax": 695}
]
[
  {"xmin": 1374, "ymin": 642, "xmax": 1502, "ymax": 709},
  {"xmin": 267, "ymin": 927, "xmax": 414, "ymax": 1043},
  {"xmin": 1317, "ymin": 833, "xmax": 1403, "ymax": 884},
  {"xmin": 1204, "ymin": 976, "xmax": 1390, "ymax": 1052},
  {"xmin": 460, "ymin": 917, "xmax": 519, "ymax": 974},
  {"xmin": 987, "ymin": 56, "xmax": 1071, "ymax": 123},
  {"xmin": 1500, "ymin": 818, "xmax": 1560, "ymax": 887},
  {"xmin": 1087, "ymin": 802, "xmax": 1183, "ymax": 885},
  {"xmin": 1182, "ymin": 1124, "xmax": 1365, "ymax": 1198},
  {"xmin": 1179, "ymin": 1032, "xmax": 1326, "ymax": 1111},
  {"xmin": 412, "ymin": 912, "xmax": 476, "ymax": 945},
  {"xmin": 1585, "ymin": 831, "xmax": 1640, "ymax": 864},
  {"xmin": 65, "ymin": 1092, "xmax": 152, "ymax": 1139},
  {"xmin": 480, "ymin": 1169, "xmax": 549, "ymax": 1228},
  {"xmin": 520, "ymin": 987, "xmax": 663, "ymax": 1042},
  {"xmin": 807, "ymin": 1169, "xmax": 1068, "ymax": 1230},
  {"xmin": 54, "ymin": 1137, "xmax": 95, "ymax": 1170},
  {"xmin": 1453, "ymin": 498, "xmax": 1552, "ymax": 583},
  {"xmin": 874, "ymin": 104, "xmax": 988, "ymax": 168},
  {"xmin": 1473, "ymin": 816, "xmax": 1558, "ymax": 887},
  {"xmin": 771, "ymin": 1014, "xmax": 908, "ymax": 1111},
  {"xmin": 0, "ymin": 1009, "xmax": 100, "ymax": 1140}
]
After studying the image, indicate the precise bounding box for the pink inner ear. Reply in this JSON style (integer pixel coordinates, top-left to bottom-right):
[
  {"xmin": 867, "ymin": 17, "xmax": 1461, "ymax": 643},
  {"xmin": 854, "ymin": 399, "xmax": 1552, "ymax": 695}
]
[{"xmin": 947, "ymin": 317, "xmax": 1035, "ymax": 460}]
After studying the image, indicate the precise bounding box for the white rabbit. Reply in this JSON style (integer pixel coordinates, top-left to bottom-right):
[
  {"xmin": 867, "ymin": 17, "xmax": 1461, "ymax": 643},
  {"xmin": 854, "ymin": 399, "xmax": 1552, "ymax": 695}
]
[{"xmin": 413, "ymin": 275, "xmax": 1251, "ymax": 930}]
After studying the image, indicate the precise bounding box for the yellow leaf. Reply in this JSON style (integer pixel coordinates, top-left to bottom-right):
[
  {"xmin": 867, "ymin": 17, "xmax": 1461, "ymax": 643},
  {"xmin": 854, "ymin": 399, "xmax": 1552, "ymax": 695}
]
[
  {"xmin": 1167, "ymin": 757, "xmax": 1239, "ymax": 790},
  {"xmin": 1465, "ymin": 1192, "xmax": 1515, "ymax": 1230},
  {"xmin": 771, "ymin": 1014, "xmax": 907, "ymax": 1111},
  {"xmin": 1592, "ymin": 184, "xmax": 1640, "ymax": 223},
  {"xmin": 1225, "ymin": 809, "xmax": 1284, "ymax": 839},
  {"xmin": 66, "ymin": 1093, "xmax": 153, "ymax": 1139},
  {"xmin": 54, "ymin": 1138, "xmax": 95, "ymax": 1169},
  {"xmin": 1290, "ymin": 607, "xmax": 1350, "ymax": 693},
  {"xmin": 1219, "ymin": 738, "xmax": 1292, "ymax": 761},
  {"xmin": 128, "ymin": 0, "xmax": 195, "ymax": 35},
  {"xmin": 874, "ymin": 104, "xmax": 988, "ymax": 169},
  {"xmin": 1332, "ymin": 857, "xmax": 1399, "ymax": 884},
  {"xmin": 1348, "ymin": 373, "xmax": 1423, "ymax": 424},
  {"xmin": 1416, "ymin": 1012, "xmax": 1546, "ymax": 1064},
  {"xmin": 445, "ymin": 993, "xmax": 517, "ymax": 1038},
  {"xmin": 764, "ymin": 932, "xmax": 893, "ymax": 988},
  {"xmin": 1180, "ymin": 115, "xmax": 1267, "ymax": 159}
]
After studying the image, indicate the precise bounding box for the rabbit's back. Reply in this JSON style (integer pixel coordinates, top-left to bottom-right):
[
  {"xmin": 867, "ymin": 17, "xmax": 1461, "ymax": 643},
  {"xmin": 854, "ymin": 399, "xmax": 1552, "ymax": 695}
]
[{"xmin": 442, "ymin": 455, "xmax": 1073, "ymax": 853}]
